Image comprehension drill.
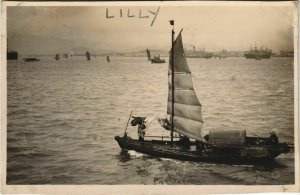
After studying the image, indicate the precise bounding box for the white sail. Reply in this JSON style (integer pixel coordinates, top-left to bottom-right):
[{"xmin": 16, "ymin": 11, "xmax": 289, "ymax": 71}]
[{"xmin": 167, "ymin": 31, "xmax": 204, "ymax": 141}]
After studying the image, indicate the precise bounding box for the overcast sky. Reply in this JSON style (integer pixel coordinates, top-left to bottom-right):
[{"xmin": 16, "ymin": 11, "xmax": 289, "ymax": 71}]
[{"xmin": 7, "ymin": 4, "xmax": 295, "ymax": 55}]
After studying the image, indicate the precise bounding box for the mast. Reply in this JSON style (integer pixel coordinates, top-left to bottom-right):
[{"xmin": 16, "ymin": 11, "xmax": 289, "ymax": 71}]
[
  {"xmin": 162, "ymin": 27, "xmax": 206, "ymax": 143},
  {"xmin": 170, "ymin": 20, "xmax": 175, "ymax": 144}
]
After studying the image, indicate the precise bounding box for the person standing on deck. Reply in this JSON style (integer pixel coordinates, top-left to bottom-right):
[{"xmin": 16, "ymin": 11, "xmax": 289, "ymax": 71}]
[
  {"xmin": 137, "ymin": 122, "xmax": 146, "ymax": 141},
  {"xmin": 131, "ymin": 116, "xmax": 154, "ymax": 141}
]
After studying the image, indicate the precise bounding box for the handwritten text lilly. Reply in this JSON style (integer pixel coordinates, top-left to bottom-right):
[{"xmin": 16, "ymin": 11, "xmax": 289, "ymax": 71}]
[{"xmin": 106, "ymin": 7, "xmax": 160, "ymax": 27}]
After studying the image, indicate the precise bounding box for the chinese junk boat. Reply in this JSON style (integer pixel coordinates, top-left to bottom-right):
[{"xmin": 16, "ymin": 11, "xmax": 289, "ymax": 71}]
[
  {"xmin": 146, "ymin": 49, "xmax": 166, "ymax": 64},
  {"xmin": 55, "ymin": 53, "xmax": 60, "ymax": 60},
  {"xmin": 115, "ymin": 23, "xmax": 292, "ymax": 164},
  {"xmin": 86, "ymin": 51, "xmax": 91, "ymax": 61}
]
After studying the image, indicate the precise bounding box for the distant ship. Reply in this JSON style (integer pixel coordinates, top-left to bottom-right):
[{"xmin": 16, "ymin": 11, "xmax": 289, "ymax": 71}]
[
  {"xmin": 86, "ymin": 51, "xmax": 91, "ymax": 61},
  {"xmin": 185, "ymin": 47, "xmax": 213, "ymax": 59},
  {"xmin": 23, "ymin": 57, "xmax": 40, "ymax": 62},
  {"xmin": 244, "ymin": 47, "xmax": 272, "ymax": 60},
  {"xmin": 7, "ymin": 51, "xmax": 18, "ymax": 60},
  {"xmin": 146, "ymin": 49, "xmax": 165, "ymax": 64},
  {"xmin": 107, "ymin": 56, "xmax": 110, "ymax": 63}
]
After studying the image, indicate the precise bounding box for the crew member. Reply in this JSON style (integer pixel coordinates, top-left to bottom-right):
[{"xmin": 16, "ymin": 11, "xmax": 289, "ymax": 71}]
[
  {"xmin": 269, "ymin": 132, "xmax": 279, "ymax": 144},
  {"xmin": 137, "ymin": 122, "xmax": 146, "ymax": 141},
  {"xmin": 179, "ymin": 135, "xmax": 190, "ymax": 149}
]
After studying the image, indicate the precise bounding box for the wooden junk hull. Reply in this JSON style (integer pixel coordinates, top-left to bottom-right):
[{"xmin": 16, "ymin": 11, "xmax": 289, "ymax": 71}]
[{"xmin": 115, "ymin": 135, "xmax": 291, "ymax": 164}]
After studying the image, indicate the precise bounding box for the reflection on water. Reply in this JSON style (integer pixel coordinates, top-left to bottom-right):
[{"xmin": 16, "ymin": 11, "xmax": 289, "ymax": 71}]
[
  {"xmin": 118, "ymin": 150, "xmax": 131, "ymax": 162},
  {"xmin": 7, "ymin": 56, "xmax": 294, "ymax": 184}
]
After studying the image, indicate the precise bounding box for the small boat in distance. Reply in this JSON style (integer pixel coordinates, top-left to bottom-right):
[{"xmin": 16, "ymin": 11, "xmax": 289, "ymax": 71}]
[
  {"xmin": 23, "ymin": 57, "xmax": 40, "ymax": 62},
  {"xmin": 146, "ymin": 49, "xmax": 165, "ymax": 64},
  {"xmin": 115, "ymin": 22, "xmax": 292, "ymax": 164},
  {"xmin": 55, "ymin": 53, "xmax": 60, "ymax": 60},
  {"xmin": 146, "ymin": 49, "xmax": 151, "ymax": 60},
  {"xmin": 107, "ymin": 56, "xmax": 110, "ymax": 63},
  {"xmin": 86, "ymin": 51, "xmax": 91, "ymax": 61}
]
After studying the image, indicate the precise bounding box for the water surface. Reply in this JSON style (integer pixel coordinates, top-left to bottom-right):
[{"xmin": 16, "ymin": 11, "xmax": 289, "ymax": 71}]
[{"xmin": 7, "ymin": 56, "xmax": 294, "ymax": 184}]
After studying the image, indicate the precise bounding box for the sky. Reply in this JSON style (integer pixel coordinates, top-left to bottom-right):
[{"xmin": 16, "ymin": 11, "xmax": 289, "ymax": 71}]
[{"xmin": 7, "ymin": 4, "xmax": 296, "ymax": 55}]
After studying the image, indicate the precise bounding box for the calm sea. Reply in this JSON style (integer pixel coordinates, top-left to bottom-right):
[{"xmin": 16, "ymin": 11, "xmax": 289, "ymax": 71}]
[{"xmin": 7, "ymin": 56, "xmax": 294, "ymax": 184}]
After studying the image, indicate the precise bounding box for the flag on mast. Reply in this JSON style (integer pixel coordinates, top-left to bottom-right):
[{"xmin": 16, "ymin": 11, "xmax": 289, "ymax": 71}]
[{"xmin": 169, "ymin": 20, "xmax": 174, "ymax": 26}]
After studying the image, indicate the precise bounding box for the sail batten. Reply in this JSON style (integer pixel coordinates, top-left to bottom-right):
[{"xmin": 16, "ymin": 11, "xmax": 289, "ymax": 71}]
[
  {"xmin": 166, "ymin": 115, "xmax": 203, "ymax": 139},
  {"xmin": 167, "ymin": 31, "xmax": 203, "ymax": 140},
  {"xmin": 168, "ymin": 72, "xmax": 191, "ymax": 74},
  {"xmin": 167, "ymin": 103, "xmax": 203, "ymax": 122},
  {"xmin": 169, "ymin": 73, "xmax": 194, "ymax": 89},
  {"xmin": 168, "ymin": 89, "xmax": 201, "ymax": 106}
]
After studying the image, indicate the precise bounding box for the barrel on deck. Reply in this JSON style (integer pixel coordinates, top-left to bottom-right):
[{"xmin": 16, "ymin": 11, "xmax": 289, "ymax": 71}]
[{"xmin": 209, "ymin": 130, "xmax": 246, "ymax": 147}]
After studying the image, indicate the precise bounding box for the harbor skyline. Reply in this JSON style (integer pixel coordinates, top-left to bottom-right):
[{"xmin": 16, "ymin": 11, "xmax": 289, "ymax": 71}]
[{"xmin": 7, "ymin": 5, "xmax": 295, "ymax": 55}]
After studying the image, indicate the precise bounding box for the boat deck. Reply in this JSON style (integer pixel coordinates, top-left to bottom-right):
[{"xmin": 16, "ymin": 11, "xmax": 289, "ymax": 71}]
[{"xmin": 115, "ymin": 135, "xmax": 291, "ymax": 164}]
